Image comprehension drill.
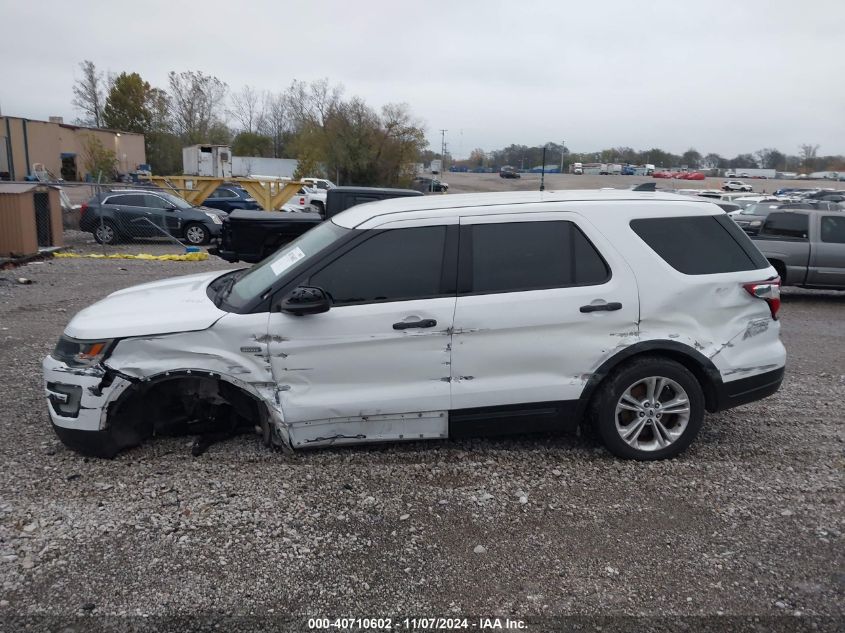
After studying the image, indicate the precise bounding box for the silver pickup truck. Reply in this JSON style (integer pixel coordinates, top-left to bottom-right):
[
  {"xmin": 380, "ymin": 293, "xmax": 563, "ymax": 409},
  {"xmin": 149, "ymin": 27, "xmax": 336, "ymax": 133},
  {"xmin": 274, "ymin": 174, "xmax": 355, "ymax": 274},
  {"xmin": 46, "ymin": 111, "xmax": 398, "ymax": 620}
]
[{"xmin": 752, "ymin": 208, "xmax": 845, "ymax": 290}]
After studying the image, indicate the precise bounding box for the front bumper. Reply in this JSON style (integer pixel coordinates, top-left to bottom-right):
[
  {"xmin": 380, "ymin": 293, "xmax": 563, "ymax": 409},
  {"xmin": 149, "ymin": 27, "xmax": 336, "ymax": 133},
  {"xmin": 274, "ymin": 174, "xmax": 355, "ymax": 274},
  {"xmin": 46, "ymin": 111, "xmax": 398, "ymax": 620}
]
[{"xmin": 43, "ymin": 355, "xmax": 133, "ymax": 430}]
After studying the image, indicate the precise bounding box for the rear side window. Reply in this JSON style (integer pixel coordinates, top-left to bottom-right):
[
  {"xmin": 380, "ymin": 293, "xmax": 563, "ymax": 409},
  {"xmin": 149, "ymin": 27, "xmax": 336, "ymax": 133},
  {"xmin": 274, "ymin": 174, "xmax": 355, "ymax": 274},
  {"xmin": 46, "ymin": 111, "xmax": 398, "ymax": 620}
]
[
  {"xmin": 310, "ymin": 226, "xmax": 447, "ymax": 305},
  {"xmin": 467, "ymin": 221, "xmax": 609, "ymax": 294},
  {"xmin": 631, "ymin": 215, "xmax": 768, "ymax": 274},
  {"xmin": 761, "ymin": 212, "xmax": 809, "ymax": 240},
  {"xmin": 820, "ymin": 216, "xmax": 845, "ymax": 244}
]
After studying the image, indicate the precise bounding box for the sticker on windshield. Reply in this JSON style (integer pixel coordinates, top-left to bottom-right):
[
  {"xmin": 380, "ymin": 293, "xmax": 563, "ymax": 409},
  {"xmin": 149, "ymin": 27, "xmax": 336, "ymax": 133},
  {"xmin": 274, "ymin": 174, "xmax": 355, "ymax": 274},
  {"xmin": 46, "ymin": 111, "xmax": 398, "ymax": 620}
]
[{"xmin": 270, "ymin": 247, "xmax": 306, "ymax": 275}]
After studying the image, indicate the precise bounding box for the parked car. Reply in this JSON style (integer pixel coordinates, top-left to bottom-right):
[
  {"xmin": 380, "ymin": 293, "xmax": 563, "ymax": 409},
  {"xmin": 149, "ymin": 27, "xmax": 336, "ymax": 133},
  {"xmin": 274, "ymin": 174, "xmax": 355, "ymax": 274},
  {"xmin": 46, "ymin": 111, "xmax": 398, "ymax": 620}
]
[
  {"xmin": 412, "ymin": 177, "xmax": 448, "ymax": 192},
  {"xmin": 682, "ymin": 172, "xmax": 705, "ymax": 181},
  {"xmin": 301, "ymin": 177, "xmax": 336, "ymax": 191},
  {"xmin": 79, "ymin": 190, "xmax": 226, "ymax": 245},
  {"xmin": 499, "ymin": 166, "xmax": 521, "ymax": 179},
  {"xmin": 722, "ymin": 180, "xmax": 753, "ymax": 192},
  {"xmin": 281, "ymin": 186, "xmax": 325, "ymax": 214},
  {"xmin": 752, "ymin": 208, "xmax": 845, "ymax": 289},
  {"xmin": 732, "ymin": 202, "xmax": 784, "ymax": 234},
  {"xmin": 211, "ymin": 187, "xmax": 423, "ymax": 263},
  {"xmin": 202, "ymin": 185, "xmax": 260, "ymax": 212},
  {"xmin": 45, "ymin": 190, "xmax": 784, "ymax": 461},
  {"xmin": 714, "ymin": 201, "xmax": 741, "ymax": 214},
  {"xmin": 652, "ymin": 171, "xmax": 673, "ymax": 179},
  {"xmin": 735, "ymin": 201, "xmax": 841, "ymax": 235}
]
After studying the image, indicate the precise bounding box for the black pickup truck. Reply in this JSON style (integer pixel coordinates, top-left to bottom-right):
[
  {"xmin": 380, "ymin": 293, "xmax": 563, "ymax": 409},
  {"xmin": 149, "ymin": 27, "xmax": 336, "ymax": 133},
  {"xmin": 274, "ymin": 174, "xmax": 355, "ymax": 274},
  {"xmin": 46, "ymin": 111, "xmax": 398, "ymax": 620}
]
[{"xmin": 211, "ymin": 186, "xmax": 422, "ymax": 263}]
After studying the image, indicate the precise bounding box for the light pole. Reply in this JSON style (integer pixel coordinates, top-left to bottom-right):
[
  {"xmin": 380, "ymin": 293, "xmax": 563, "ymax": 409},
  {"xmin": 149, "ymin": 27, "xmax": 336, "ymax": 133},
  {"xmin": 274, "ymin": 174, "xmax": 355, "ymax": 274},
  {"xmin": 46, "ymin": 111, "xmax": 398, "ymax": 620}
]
[{"xmin": 560, "ymin": 140, "xmax": 565, "ymax": 173}]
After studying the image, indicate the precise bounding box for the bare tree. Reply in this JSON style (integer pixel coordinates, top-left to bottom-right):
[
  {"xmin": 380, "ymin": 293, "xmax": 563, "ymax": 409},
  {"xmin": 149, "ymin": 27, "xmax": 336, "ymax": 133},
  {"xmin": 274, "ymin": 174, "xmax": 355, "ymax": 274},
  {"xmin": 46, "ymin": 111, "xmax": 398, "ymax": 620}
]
[
  {"xmin": 284, "ymin": 78, "xmax": 344, "ymax": 129},
  {"xmin": 228, "ymin": 85, "xmax": 264, "ymax": 133},
  {"xmin": 72, "ymin": 60, "xmax": 105, "ymax": 127},
  {"xmin": 167, "ymin": 70, "xmax": 228, "ymax": 143},
  {"xmin": 259, "ymin": 91, "xmax": 292, "ymax": 157},
  {"xmin": 799, "ymin": 143, "xmax": 819, "ymax": 169}
]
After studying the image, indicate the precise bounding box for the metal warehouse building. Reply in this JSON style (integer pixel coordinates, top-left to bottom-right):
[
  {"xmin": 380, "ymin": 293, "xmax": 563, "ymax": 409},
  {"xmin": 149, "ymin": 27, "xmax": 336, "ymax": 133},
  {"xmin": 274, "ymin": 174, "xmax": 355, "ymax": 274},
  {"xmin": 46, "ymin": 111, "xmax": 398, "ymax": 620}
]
[{"xmin": 0, "ymin": 115, "xmax": 145, "ymax": 182}]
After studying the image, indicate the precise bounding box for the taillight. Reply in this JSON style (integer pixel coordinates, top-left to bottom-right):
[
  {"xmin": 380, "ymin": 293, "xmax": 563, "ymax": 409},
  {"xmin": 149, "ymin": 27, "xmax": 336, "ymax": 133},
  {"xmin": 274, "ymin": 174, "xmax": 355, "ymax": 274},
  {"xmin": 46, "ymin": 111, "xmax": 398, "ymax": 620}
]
[
  {"xmin": 80, "ymin": 202, "xmax": 88, "ymax": 217},
  {"xmin": 743, "ymin": 278, "xmax": 781, "ymax": 319},
  {"xmin": 299, "ymin": 197, "xmax": 305, "ymax": 206}
]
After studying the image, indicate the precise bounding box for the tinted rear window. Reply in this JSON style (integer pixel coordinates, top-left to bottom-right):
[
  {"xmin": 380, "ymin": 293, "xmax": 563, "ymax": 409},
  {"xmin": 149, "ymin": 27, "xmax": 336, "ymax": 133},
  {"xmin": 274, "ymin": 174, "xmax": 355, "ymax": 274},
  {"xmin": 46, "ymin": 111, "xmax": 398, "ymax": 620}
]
[
  {"xmin": 760, "ymin": 212, "xmax": 809, "ymax": 239},
  {"xmin": 631, "ymin": 215, "xmax": 768, "ymax": 274}
]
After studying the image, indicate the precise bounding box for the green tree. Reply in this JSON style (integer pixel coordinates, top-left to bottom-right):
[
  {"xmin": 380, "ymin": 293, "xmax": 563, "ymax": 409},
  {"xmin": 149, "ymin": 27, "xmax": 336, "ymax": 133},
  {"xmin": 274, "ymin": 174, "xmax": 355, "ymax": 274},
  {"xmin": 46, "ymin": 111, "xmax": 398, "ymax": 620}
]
[
  {"xmin": 681, "ymin": 148, "xmax": 701, "ymax": 168},
  {"xmin": 285, "ymin": 80, "xmax": 427, "ymax": 186},
  {"xmin": 232, "ymin": 132, "xmax": 273, "ymax": 157},
  {"xmin": 102, "ymin": 72, "xmax": 152, "ymax": 133},
  {"xmin": 81, "ymin": 134, "xmax": 117, "ymax": 179}
]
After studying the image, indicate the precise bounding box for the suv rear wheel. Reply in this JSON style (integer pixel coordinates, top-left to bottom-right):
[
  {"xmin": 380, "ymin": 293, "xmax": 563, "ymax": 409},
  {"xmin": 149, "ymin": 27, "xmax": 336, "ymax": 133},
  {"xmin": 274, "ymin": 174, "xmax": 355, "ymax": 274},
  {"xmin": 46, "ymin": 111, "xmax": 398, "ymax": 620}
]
[
  {"xmin": 93, "ymin": 220, "xmax": 119, "ymax": 245},
  {"xmin": 591, "ymin": 356, "xmax": 704, "ymax": 460}
]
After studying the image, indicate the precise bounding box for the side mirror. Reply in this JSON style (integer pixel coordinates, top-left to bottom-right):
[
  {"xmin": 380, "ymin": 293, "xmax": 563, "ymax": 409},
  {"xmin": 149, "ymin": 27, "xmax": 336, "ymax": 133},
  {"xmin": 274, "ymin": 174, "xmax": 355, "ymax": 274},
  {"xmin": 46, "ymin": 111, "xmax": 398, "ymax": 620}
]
[
  {"xmin": 279, "ymin": 286, "xmax": 331, "ymax": 316},
  {"xmin": 165, "ymin": 206, "xmax": 177, "ymax": 211}
]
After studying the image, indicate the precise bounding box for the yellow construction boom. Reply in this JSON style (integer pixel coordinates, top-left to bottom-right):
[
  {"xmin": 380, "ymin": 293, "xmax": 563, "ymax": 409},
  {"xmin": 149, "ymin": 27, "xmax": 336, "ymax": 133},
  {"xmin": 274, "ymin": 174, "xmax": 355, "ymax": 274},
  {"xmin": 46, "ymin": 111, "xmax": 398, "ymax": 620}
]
[{"xmin": 148, "ymin": 176, "xmax": 304, "ymax": 211}]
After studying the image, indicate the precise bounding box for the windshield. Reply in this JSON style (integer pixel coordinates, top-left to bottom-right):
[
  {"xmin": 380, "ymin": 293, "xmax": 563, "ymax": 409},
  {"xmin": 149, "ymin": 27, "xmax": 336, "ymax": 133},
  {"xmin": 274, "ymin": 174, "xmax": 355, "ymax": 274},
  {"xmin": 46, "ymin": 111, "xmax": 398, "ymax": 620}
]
[
  {"xmin": 158, "ymin": 192, "xmax": 192, "ymax": 209},
  {"xmin": 226, "ymin": 221, "xmax": 349, "ymax": 308}
]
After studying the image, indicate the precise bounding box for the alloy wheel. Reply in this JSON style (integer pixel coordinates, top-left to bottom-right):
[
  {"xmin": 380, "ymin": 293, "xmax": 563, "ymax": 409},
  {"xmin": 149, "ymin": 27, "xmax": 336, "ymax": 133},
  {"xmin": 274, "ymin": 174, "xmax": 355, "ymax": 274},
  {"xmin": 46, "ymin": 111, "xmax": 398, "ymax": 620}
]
[
  {"xmin": 614, "ymin": 376, "xmax": 691, "ymax": 452},
  {"xmin": 185, "ymin": 225, "xmax": 207, "ymax": 244},
  {"xmin": 96, "ymin": 224, "xmax": 115, "ymax": 244}
]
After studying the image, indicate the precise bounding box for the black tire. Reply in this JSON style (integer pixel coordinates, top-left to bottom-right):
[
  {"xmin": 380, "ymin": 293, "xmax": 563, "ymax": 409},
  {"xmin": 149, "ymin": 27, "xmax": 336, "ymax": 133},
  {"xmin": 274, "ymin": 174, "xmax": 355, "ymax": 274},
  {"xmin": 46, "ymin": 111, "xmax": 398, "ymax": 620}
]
[
  {"xmin": 183, "ymin": 222, "xmax": 210, "ymax": 245},
  {"xmin": 590, "ymin": 356, "xmax": 704, "ymax": 461},
  {"xmin": 770, "ymin": 260, "xmax": 787, "ymax": 284},
  {"xmin": 93, "ymin": 220, "xmax": 119, "ymax": 245}
]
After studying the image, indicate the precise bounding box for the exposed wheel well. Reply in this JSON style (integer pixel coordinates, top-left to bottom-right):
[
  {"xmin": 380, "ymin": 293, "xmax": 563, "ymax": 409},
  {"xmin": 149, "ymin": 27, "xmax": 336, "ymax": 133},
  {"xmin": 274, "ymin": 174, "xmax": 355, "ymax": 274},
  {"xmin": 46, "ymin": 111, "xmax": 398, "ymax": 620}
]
[{"xmin": 103, "ymin": 374, "xmax": 271, "ymax": 453}]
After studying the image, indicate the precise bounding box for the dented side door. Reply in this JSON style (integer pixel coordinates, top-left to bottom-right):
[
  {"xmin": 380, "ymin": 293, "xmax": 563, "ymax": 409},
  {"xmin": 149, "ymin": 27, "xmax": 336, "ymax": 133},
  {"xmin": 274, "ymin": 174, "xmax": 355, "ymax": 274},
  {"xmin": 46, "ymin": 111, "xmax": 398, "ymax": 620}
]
[{"xmin": 265, "ymin": 219, "xmax": 458, "ymax": 445}]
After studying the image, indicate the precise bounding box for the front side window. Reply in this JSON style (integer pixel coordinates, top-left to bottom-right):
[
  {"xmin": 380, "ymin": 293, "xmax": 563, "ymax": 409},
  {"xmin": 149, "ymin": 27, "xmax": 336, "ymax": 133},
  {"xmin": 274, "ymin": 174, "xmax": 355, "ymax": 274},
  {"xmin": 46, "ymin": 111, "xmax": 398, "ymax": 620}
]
[
  {"xmin": 468, "ymin": 221, "xmax": 609, "ymax": 294},
  {"xmin": 761, "ymin": 212, "xmax": 809, "ymax": 240},
  {"xmin": 820, "ymin": 216, "xmax": 845, "ymax": 244},
  {"xmin": 310, "ymin": 226, "xmax": 447, "ymax": 305}
]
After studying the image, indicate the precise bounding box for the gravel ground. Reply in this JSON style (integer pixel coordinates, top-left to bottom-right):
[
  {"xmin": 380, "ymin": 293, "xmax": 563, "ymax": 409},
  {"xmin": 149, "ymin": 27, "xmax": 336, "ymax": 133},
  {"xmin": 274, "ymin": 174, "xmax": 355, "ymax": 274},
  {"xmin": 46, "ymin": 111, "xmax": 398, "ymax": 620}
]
[{"xmin": 0, "ymin": 229, "xmax": 842, "ymax": 630}]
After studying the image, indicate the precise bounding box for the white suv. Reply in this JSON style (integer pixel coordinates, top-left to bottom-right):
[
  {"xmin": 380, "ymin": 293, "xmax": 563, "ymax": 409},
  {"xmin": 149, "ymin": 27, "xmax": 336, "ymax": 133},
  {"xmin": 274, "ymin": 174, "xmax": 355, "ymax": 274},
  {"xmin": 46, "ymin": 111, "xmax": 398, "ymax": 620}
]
[
  {"xmin": 722, "ymin": 180, "xmax": 754, "ymax": 192},
  {"xmin": 43, "ymin": 190, "xmax": 785, "ymax": 461}
]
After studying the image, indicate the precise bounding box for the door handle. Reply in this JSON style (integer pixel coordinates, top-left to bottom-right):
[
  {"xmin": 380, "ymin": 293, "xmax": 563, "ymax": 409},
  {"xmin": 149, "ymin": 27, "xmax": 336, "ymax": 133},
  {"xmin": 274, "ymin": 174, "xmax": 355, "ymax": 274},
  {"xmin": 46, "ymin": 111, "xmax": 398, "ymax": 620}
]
[
  {"xmin": 580, "ymin": 302, "xmax": 622, "ymax": 313},
  {"xmin": 393, "ymin": 319, "xmax": 437, "ymax": 330}
]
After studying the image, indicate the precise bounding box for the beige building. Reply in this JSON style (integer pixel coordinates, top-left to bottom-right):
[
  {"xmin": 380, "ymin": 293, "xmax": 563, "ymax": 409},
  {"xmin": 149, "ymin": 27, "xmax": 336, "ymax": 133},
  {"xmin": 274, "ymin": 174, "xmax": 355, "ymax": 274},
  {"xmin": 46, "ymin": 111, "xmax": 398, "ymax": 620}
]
[{"xmin": 0, "ymin": 115, "xmax": 145, "ymax": 181}]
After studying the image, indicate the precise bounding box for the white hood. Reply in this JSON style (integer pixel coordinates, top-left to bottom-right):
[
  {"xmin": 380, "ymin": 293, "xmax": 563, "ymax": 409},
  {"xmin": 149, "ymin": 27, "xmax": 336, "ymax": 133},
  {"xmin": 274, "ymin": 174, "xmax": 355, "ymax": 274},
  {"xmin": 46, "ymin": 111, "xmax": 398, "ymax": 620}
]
[{"xmin": 64, "ymin": 271, "xmax": 229, "ymax": 340}]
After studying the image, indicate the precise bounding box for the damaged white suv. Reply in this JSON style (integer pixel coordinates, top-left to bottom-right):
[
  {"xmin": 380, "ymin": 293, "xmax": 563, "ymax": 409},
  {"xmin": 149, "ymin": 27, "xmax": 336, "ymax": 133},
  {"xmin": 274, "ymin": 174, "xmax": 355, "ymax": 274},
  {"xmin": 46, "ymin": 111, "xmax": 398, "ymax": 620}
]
[{"xmin": 44, "ymin": 190, "xmax": 786, "ymax": 460}]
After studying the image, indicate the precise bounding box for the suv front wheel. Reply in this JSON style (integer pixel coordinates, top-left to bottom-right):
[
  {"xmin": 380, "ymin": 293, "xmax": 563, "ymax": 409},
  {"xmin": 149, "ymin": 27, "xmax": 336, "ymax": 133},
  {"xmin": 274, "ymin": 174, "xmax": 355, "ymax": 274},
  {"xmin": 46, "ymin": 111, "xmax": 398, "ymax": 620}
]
[{"xmin": 591, "ymin": 356, "xmax": 704, "ymax": 460}]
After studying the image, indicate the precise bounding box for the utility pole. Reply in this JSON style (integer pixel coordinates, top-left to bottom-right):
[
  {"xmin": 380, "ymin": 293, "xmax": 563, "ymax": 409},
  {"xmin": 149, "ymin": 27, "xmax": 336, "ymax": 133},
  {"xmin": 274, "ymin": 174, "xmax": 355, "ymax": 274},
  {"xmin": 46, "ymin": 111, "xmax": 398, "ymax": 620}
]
[
  {"xmin": 540, "ymin": 145, "xmax": 547, "ymax": 192},
  {"xmin": 440, "ymin": 129, "xmax": 448, "ymax": 172}
]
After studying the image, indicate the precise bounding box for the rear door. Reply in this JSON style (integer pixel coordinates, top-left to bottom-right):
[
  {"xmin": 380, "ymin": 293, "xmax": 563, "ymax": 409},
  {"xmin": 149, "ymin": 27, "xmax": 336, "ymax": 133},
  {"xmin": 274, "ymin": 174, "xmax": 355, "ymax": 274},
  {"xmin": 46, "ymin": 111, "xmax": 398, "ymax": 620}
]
[
  {"xmin": 809, "ymin": 214, "xmax": 845, "ymax": 287},
  {"xmin": 108, "ymin": 194, "xmax": 157, "ymax": 238},
  {"xmin": 450, "ymin": 211, "xmax": 640, "ymax": 418}
]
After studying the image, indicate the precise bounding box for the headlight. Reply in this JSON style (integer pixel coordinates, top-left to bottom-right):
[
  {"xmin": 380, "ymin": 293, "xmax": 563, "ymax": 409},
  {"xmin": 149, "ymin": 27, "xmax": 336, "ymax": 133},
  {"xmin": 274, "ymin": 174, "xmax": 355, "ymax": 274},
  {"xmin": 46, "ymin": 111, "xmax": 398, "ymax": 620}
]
[
  {"xmin": 205, "ymin": 213, "xmax": 223, "ymax": 224},
  {"xmin": 52, "ymin": 336, "xmax": 115, "ymax": 368},
  {"xmin": 750, "ymin": 220, "xmax": 762, "ymax": 226}
]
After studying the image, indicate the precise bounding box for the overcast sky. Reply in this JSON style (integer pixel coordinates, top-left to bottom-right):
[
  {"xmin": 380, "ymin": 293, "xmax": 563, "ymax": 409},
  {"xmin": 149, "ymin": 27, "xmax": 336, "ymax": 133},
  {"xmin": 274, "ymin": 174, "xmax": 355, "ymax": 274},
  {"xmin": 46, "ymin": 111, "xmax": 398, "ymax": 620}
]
[{"xmin": 2, "ymin": 0, "xmax": 843, "ymax": 158}]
